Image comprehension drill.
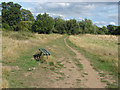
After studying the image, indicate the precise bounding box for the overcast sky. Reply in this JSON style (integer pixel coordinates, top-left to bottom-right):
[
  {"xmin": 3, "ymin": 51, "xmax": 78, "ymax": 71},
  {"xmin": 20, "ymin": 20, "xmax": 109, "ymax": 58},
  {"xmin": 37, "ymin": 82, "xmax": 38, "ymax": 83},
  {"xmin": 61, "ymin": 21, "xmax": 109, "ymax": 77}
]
[{"xmin": 0, "ymin": 0, "xmax": 119, "ymax": 27}]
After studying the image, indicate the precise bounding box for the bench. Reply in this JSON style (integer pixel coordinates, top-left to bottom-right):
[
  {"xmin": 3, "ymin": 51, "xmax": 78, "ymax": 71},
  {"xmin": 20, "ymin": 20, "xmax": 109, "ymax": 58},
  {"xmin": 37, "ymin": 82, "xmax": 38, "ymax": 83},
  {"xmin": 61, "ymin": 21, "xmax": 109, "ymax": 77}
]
[{"xmin": 33, "ymin": 48, "xmax": 51, "ymax": 60}]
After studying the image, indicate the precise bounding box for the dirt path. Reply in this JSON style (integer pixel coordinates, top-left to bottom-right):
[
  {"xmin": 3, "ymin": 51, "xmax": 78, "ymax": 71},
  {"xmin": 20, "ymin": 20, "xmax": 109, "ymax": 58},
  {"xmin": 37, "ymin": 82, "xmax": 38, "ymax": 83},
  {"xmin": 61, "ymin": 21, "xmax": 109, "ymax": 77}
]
[{"xmin": 64, "ymin": 38, "xmax": 105, "ymax": 88}]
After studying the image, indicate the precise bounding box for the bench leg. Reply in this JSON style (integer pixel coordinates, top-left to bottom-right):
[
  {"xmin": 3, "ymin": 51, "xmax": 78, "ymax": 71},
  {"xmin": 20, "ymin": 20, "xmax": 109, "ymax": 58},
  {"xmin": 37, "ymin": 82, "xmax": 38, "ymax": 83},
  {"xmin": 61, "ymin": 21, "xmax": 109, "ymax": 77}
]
[{"xmin": 47, "ymin": 55, "xmax": 48, "ymax": 59}]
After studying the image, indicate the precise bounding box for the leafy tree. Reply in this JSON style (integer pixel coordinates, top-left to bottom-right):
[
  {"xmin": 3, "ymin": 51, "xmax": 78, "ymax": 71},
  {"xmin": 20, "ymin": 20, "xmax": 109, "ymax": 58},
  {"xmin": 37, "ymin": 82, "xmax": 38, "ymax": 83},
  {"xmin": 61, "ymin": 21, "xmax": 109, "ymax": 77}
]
[
  {"xmin": 54, "ymin": 17, "xmax": 66, "ymax": 34},
  {"xmin": 2, "ymin": 23, "xmax": 11, "ymax": 30},
  {"xmin": 114, "ymin": 26, "xmax": 120, "ymax": 35},
  {"xmin": 16, "ymin": 21, "xmax": 33, "ymax": 31},
  {"xmin": 0, "ymin": 15, "xmax": 1, "ymax": 28},
  {"xmin": 92, "ymin": 25, "xmax": 99, "ymax": 34},
  {"xmin": 66, "ymin": 19, "xmax": 80, "ymax": 35},
  {"xmin": 32, "ymin": 13, "xmax": 54, "ymax": 34},
  {"xmin": 79, "ymin": 18, "xmax": 96, "ymax": 34},
  {"xmin": 97, "ymin": 27, "xmax": 105, "ymax": 34},
  {"xmin": 107, "ymin": 25, "xmax": 116, "ymax": 35},
  {"xmin": 21, "ymin": 9, "xmax": 34, "ymax": 21},
  {"xmin": 102, "ymin": 26, "xmax": 108, "ymax": 34},
  {"xmin": 2, "ymin": 2, "xmax": 22, "ymax": 30}
]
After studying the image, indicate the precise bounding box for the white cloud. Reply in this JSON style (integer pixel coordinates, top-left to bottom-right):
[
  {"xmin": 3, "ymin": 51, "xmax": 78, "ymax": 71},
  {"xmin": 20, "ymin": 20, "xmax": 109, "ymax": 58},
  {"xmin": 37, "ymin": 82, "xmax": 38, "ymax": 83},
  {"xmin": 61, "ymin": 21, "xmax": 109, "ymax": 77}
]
[
  {"xmin": 0, "ymin": 0, "xmax": 119, "ymax": 2},
  {"xmin": 33, "ymin": 13, "xmax": 40, "ymax": 16},
  {"xmin": 24, "ymin": 8, "xmax": 32, "ymax": 10},
  {"xmin": 95, "ymin": 21, "xmax": 106, "ymax": 24},
  {"xmin": 109, "ymin": 22, "xmax": 116, "ymax": 25},
  {"xmin": 48, "ymin": 13, "xmax": 65, "ymax": 18},
  {"xmin": 94, "ymin": 21, "xmax": 107, "ymax": 27},
  {"xmin": 78, "ymin": 17, "xmax": 83, "ymax": 21},
  {"xmin": 17, "ymin": 2, "xmax": 118, "ymax": 27},
  {"xmin": 108, "ymin": 14, "xmax": 118, "ymax": 20},
  {"xmin": 65, "ymin": 18, "xmax": 70, "ymax": 21},
  {"xmin": 44, "ymin": 2, "xmax": 70, "ymax": 9},
  {"xmin": 57, "ymin": 3, "xmax": 70, "ymax": 7},
  {"xmin": 85, "ymin": 4, "xmax": 95, "ymax": 10}
]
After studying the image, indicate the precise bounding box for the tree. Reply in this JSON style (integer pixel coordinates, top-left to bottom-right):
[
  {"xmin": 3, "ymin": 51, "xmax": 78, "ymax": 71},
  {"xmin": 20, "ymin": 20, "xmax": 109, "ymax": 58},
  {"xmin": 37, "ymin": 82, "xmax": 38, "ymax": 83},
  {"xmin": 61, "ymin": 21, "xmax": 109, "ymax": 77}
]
[
  {"xmin": 79, "ymin": 18, "xmax": 96, "ymax": 34},
  {"xmin": 54, "ymin": 17, "xmax": 66, "ymax": 34},
  {"xmin": 0, "ymin": 15, "xmax": 1, "ymax": 28},
  {"xmin": 102, "ymin": 26, "xmax": 108, "ymax": 34},
  {"xmin": 32, "ymin": 13, "xmax": 54, "ymax": 34},
  {"xmin": 66, "ymin": 19, "xmax": 80, "ymax": 35},
  {"xmin": 107, "ymin": 25, "xmax": 116, "ymax": 35},
  {"xmin": 21, "ymin": 9, "xmax": 34, "ymax": 21},
  {"xmin": 16, "ymin": 21, "xmax": 33, "ymax": 31},
  {"xmin": 114, "ymin": 26, "xmax": 120, "ymax": 35},
  {"xmin": 2, "ymin": 2, "xmax": 22, "ymax": 30},
  {"xmin": 97, "ymin": 27, "xmax": 105, "ymax": 34}
]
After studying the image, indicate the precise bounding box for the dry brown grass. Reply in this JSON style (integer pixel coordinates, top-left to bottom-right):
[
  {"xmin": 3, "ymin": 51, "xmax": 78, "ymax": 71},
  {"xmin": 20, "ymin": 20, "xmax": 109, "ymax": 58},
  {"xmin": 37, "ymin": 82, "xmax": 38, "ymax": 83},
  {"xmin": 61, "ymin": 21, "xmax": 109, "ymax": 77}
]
[
  {"xmin": 2, "ymin": 66, "xmax": 10, "ymax": 88},
  {"xmin": 2, "ymin": 66, "xmax": 11, "ymax": 77},
  {"xmin": 2, "ymin": 32, "xmax": 62, "ymax": 63},
  {"xmin": 69, "ymin": 34, "xmax": 118, "ymax": 68},
  {"xmin": 2, "ymin": 78, "xmax": 8, "ymax": 88},
  {"xmin": 2, "ymin": 31, "xmax": 62, "ymax": 88}
]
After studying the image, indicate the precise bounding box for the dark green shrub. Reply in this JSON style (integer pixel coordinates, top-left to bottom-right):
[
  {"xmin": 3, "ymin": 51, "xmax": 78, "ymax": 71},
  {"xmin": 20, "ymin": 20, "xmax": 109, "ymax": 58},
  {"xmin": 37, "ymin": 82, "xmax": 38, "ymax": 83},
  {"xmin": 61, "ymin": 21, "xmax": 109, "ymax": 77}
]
[
  {"xmin": 2, "ymin": 23, "xmax": 11, "ymax": 30},
  {"xmin": 16, "ymin": 21, "xmax": 33, "ymax": 31}
]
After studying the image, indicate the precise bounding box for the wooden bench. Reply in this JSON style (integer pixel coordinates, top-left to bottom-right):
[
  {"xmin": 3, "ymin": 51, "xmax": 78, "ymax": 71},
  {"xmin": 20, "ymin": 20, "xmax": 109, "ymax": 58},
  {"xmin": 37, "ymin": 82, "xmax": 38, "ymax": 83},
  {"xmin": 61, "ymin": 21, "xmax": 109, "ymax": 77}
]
[{"xmin": 33, "ymin": 48, "xmax": 50, "ymax": 60}]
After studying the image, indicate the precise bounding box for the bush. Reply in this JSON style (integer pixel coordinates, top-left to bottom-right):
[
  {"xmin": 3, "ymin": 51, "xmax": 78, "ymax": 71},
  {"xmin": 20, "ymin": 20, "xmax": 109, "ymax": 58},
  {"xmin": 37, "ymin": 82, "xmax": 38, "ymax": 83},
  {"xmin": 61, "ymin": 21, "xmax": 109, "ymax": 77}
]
[
  {"xmin": 8, "ymin": 31, "xmax": 34, "ymax": 40},
  {"xmin": 49, "ymin": 62, "xmax": 54, "ymax": 66},
  {"xmin": 16, "ymin": 21, "xmax": 33, "ymax": 31},
  {"xmin": 2, "ymin": 23, "xmax": 11, "ymax": 30},
  {"xmin": 9, "ymin": 33, "xmax": 28, "ymax": 40},
  {"xmin": 18, "ymin": 31, "xmax": 34, "ymax": 37}
]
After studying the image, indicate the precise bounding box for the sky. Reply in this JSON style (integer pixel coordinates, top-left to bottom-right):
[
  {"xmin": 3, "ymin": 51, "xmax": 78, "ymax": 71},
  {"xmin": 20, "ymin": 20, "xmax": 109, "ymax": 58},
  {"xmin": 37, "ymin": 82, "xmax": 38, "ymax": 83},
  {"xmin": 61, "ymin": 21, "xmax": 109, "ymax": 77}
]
[{"xmin": 0, "ymin": 0, "xmax": 119, "ymax": 27}]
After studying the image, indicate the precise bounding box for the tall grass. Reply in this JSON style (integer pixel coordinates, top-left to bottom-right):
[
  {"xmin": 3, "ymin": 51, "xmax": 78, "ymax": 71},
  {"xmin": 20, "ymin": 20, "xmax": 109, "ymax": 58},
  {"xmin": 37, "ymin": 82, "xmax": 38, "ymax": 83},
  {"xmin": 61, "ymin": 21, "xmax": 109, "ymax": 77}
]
[
  {"xmin": 2, "ymin": 31, "xmax": 62, "ymax": 88},
  {"xmin": 69, "ymin": 34, "xmax": 118, "ymax": 70},
  {"xmin": 67, "ymin": 35, "xmax": 118, "ymax": 88},
  {"xmin": 2, "ymin": 78, "xmax": 8, "ymax": 88},
  {"xmin": 2, "ymin": 31, "xmax": 62, "ymax": 63}
]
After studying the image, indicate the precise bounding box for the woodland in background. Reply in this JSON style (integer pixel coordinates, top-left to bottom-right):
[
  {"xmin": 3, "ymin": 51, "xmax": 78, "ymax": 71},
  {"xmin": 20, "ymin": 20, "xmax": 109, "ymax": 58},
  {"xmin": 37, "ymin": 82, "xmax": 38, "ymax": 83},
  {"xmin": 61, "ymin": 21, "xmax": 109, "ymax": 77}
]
[{"xmin": 1, "ymin": 2, "xmax": 120, "ymax": 35}]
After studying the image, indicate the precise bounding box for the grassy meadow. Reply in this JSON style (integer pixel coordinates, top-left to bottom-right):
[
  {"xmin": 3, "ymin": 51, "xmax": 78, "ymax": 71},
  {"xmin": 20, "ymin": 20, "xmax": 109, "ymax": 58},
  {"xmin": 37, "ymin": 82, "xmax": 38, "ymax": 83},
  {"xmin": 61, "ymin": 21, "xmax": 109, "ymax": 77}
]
[
  {"xmin": 68, "ymin": 34, "xmax": 118, "ymax": 71},
  {"xmin": 2, "ymin": 31, "xmax": 119, "ymax": 88},
  {"xmin": 2, "ymin": 31, "xmax": 63, "ymax": 88},
  {"xmin": 67, "ymin": 34, "xmax": 118, "ymax": 88}
]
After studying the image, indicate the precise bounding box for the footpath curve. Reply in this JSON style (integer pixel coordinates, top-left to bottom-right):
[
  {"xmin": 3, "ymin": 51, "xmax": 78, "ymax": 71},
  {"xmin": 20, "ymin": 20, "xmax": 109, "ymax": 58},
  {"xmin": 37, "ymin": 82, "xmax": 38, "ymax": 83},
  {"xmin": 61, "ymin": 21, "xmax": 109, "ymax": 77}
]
[{"xmin": 64, "ymin": 37, "xmax": 105, "ymax": 88}]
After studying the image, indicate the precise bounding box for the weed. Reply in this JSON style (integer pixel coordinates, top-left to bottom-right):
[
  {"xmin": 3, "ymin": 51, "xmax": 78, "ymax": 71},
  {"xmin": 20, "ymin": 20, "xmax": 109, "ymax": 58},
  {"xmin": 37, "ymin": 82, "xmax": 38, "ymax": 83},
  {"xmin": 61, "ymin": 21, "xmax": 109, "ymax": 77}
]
[
  {"xmin": 57, "ymin": 63, "xmax": 64, "ymax": 67},
  {"xmin": 76, "ymin": 79, "xmax": 81, "ymax": 83},
  {"xmin": 50, "ymin": 67, "xmax": 55, "ymax": 71},
  {"xmin": 56, "ymin": 79, "xmax": 59, "ymax": 81},
  {"xmin": 99, "ymin": 73, "xmax": 106, "ymax": 77},
  {"xmin": 101, "ymin": 78, "xmax": 108, "ymax": 82},
  {"xmin": 2, "ymin": 66, "xmax": 10, "ymax": 77},
  {"xmin": 68, "ymin": 69, "xmax": 72, "ymax": 71},
  {"xmin": 57, "ymin": 76, "xmax": 64, "ymax": 80},
  {"xmin": 49, "ymin": 62, "xmax": 54, "ymax": 66},
  {"xmin": 83, "ymin": 72, "xmax": 88, "ymax": 75}
]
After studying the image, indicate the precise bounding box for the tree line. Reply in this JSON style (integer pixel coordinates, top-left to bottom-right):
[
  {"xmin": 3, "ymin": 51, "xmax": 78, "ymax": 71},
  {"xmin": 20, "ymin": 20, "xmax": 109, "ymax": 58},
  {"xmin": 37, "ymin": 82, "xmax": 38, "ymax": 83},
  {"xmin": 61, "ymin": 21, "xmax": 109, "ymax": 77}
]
[{"xmin": 2, "ymin": 2, "xmax": 120, "ymax": 35}]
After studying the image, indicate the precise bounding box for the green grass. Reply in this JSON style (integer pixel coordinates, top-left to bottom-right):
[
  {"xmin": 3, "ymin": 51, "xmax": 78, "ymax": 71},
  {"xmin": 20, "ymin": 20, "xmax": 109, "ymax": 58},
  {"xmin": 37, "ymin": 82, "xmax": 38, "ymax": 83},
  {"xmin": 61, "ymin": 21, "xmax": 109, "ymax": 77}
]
[
  {"xmin": 56, "ymin": 76, "xmax": 64, "ymax": 80},
  {"xmin": 73, "ymin": 58, "xmax": 83, "ymax": 71},
  {"xmin": 66, "ymin": 37, "xmax": 117, "ymax": 75},
  {"xmin": 83, "ymin": 72, "xmax": 88, "ymax": 75},
  {"xmin": 66, "ymin": 37, "xmax": 118, "ymax": 88},
  {"xmin": 68, "ymin": 69, "xmax": 72, "ymax": 71},
  {"xmin": 99, "ymin": 73, "xmax": 106, "ymax": 77},
  {"xmin": 4, "ymin": 34, "xmax": 77, "ymax": 88},
  {"xmin": 2, "ymin": 32, "xmax": 63, "ymax": 88}
]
